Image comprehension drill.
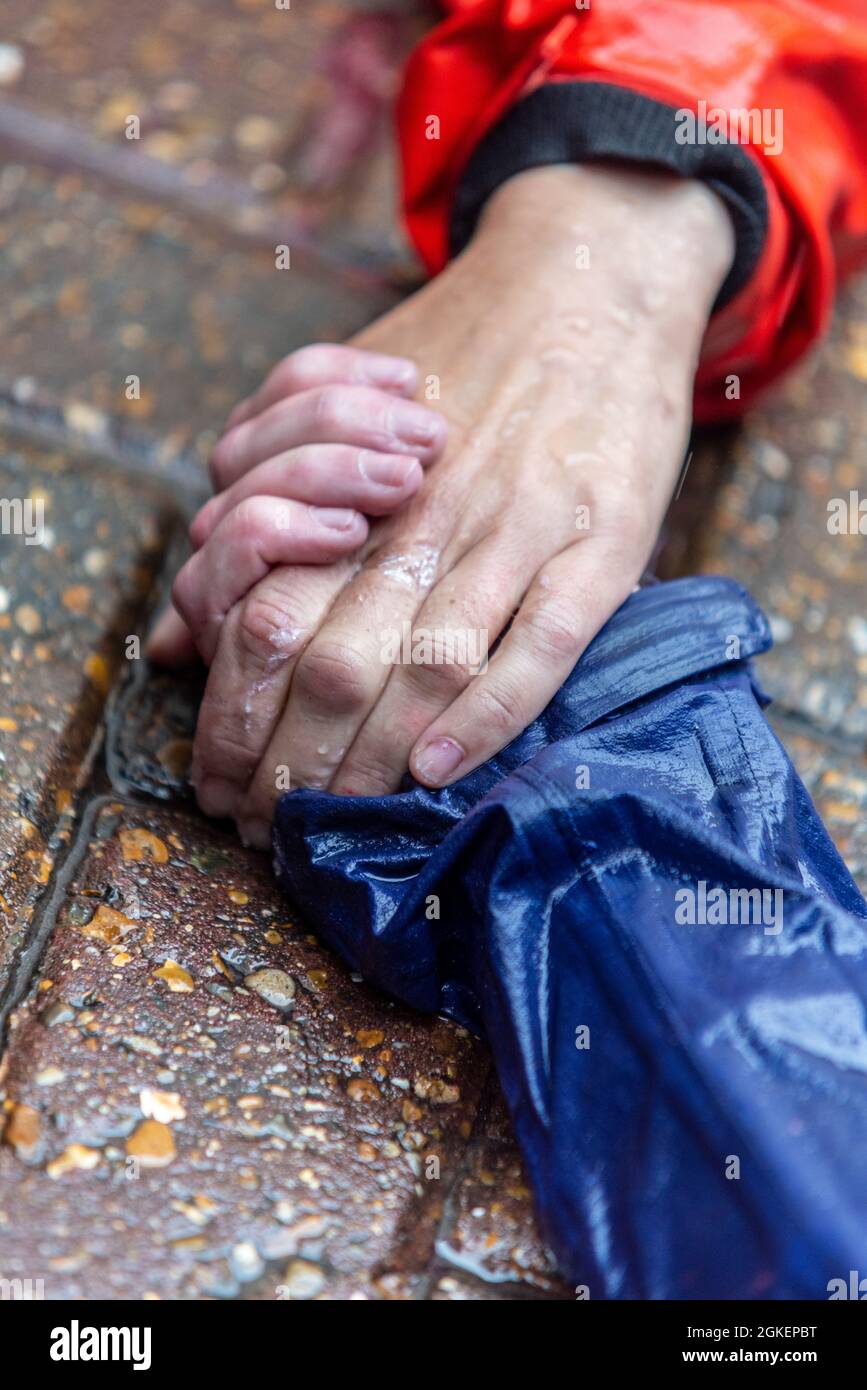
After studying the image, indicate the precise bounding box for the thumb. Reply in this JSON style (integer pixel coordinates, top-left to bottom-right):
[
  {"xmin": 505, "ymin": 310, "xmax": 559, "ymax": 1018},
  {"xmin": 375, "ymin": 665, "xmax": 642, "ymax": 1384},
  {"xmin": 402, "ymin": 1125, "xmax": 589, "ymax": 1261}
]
[{"xmin": 146, "ymin": 604, "xmax": 200, "ymax": 668}]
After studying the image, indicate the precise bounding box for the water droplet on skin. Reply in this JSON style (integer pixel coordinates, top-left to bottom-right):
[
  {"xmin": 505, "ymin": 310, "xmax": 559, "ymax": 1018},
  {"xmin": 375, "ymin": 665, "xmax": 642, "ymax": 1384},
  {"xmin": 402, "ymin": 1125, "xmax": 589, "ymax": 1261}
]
[
  {"xmin": 539, "ymin": 346, "xmax": 583, "ymax": 371},
  {"xmin": 641, "ymin": 286, "xmax": 667, "ymax": 313},
  {"xmin": 545, "ymin": 416, "xmax": 610, "ymax": 471},
  {"xmin": 376, "ymin": 544, "xmax": 439, "ymax": 594},
  {"xmin": 607, "ymin": 303, "xmax": 634, "ymax": 329},
  {"xmin": 242, "ymin": 699, "xmax": 254, "ymax": 735},
  {"xmin": 267, "ymin": 626, "xmax": 303, "ymax": 655},
  {"xmin": 564, "ymin": 451, "xmax": 604, "ymax": 469},
  {"xmin": 501, "ymin": 408, "xmax": 531, "ymax": 440}
]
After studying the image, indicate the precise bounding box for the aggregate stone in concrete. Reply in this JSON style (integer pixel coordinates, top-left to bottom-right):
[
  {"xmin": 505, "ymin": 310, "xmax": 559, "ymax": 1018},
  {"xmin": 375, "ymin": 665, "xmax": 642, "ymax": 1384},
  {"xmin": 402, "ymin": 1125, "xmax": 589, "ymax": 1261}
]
[
  {"xmin": 1, "ymin": 0, "xmax": 349, "ymax": 186},
  {"xmin": 0, "ymin": 163, "xmax": 399, "ymax": 473},
  {"xmin": 685, "ymin": 273, "xmax": 867, "ymax": 741},
  {"xmin": 0, "ymin": 431, "xmax": 178, "ymax": 991},
  {"xmin": 7, "ymin": 2, "xmax": 866, "ymax": 1303},
  {"xmin": 107, "ymin": 660, "xmax": 566, "ymax": 1297},
  {"xmin": 0, "ymin": 799, "xmax": 489, "ymax": 1299},
  {"xmin": 770, "ymin": 717, "xmax": 867, "ymax": 900},
  {"xmin": 430, "ymin": 1082, "xmax": 570, "ymax": 1298},
  {"xmin": 0, "ymin": 0, "xmax": 423, "ymax": 273}
]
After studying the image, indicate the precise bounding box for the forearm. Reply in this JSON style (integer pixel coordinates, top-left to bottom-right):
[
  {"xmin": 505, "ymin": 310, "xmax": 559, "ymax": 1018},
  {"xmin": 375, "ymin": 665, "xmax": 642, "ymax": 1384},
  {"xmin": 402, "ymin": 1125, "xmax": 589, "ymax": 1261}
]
[
  {"xmin": 362, "ymin": 163, "xmax": 734, "ymax": 520},
  {"xmin": 468, "ymin": 163, "xmax": 735, "ymax": 369}
]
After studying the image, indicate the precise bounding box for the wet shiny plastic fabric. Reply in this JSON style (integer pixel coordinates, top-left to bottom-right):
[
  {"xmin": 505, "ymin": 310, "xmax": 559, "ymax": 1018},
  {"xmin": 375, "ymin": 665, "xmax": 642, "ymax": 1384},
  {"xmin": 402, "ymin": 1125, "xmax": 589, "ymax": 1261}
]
[{"xmin": 273, "ymin": 576, "xmax": 867, "ymax": 1299}]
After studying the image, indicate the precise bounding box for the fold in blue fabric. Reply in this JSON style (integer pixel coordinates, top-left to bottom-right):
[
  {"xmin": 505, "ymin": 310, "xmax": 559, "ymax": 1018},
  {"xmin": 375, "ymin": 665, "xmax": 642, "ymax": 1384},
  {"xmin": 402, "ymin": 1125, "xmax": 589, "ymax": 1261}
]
[{"xmin": 273, "ymin": 576, "xmax": 867, "ymax": 1299}]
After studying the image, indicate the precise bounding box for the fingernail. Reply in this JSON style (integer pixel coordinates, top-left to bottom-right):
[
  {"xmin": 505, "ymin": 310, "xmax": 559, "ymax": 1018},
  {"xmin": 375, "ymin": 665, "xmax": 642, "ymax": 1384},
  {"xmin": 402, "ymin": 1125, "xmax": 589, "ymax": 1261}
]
[
  {"xmin": 238, "ymin": 819, "xmax": 271, "ymax": 851},
  {"xmin": 359, "ymin": 453, "xmax": 420, "ymax": 487},
  {"xmin": 389, "ymin": 402, "xmax": 445, "ymax": 447},
  {"xmin": 197, "ymin": 776, "xmax": 240, "ymax": 817},
  {"xmin": 313, "ymin": 506, "xmax": 359, "ymax": 531},
  {"xmin": 362, "ymin": 355, "xmax": 417, "ymax": 391},
  {"xmin": 413, "ymin": 737, "xmax": 465, "ymax": 785}
]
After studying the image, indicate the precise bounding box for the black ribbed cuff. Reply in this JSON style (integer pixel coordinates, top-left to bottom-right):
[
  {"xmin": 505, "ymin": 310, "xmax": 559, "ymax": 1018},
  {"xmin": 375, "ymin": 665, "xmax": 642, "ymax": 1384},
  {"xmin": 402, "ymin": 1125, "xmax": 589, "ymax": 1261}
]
[{"xmin": 449, "ymin": 82, "xmax": 768, "ymax": 308}]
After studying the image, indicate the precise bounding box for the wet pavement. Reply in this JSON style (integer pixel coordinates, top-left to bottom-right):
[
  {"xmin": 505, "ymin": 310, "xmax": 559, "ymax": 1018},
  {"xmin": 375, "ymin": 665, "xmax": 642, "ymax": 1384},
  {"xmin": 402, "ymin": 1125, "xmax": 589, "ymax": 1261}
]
[{"xmin": 1, "ymin": 1, "xmax": 866, "ymax": 1300}]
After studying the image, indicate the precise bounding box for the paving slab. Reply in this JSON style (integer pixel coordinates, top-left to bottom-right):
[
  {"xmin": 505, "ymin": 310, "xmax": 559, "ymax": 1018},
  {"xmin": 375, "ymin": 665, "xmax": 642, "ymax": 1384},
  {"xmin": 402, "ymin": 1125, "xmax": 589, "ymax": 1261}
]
[
  {"xmin": 0, "ymin": 162, "xmax": 398, "ymax": 475},
  {"xmin": 0, "ymin": 0, "xmax": 425, "ymax": 273},
  {"xmin": 429, "ymin": 1080, "xmax": 570, "ymax": 1298},
  {"xmin": 769, "ymin": 717, "xmax": 867, "ymax": 899},
  {"xmin": 2, "ymin": 0, "xmax": 345, "ymax": 184},
  {"xmin": 682, "ymin": 273, "xmax": 867, "ymax": 742},
  {"xmin": 6, "ymin": 3, "xmax": 863, "ymax": 1300},
  {"xmin": 0, "ymin": 798, "xmax": 489, "ymax": 1299},
  {"xmin": 109, "ymin": 658, "xmax": 566, "ymax": 1296},
  {"xmin": 0, "ymin": 431, "xmax": 179, "ymax": 996}
]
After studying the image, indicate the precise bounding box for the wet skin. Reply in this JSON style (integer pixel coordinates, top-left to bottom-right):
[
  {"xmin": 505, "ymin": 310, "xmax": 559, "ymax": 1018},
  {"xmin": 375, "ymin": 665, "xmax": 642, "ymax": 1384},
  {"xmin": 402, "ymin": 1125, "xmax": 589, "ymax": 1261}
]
[{"xmin": 149, "ymin": 163, "xmax": 734, "ymax": 846}]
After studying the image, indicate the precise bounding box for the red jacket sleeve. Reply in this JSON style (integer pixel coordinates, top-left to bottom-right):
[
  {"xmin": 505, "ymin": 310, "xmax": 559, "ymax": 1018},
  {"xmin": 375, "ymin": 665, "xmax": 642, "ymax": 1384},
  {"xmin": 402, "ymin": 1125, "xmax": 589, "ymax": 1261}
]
[{"xmin": 396, "ymin": 0, "xmax": 867, "ymax": 420}]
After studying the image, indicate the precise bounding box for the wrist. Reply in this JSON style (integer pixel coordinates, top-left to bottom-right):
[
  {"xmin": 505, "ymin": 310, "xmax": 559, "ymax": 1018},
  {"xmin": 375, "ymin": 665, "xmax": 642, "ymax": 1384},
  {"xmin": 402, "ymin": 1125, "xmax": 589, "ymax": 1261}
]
[{"xmin": 468, "ymin": 163, "xmax": 734, "ymax": 348}]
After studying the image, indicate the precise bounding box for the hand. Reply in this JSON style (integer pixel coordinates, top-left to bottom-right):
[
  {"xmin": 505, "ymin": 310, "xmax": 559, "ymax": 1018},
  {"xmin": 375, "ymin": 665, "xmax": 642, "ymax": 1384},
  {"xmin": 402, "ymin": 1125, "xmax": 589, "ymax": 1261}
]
[
  {"xmin": 189, "ymin": 164, "xmax": 734, "ymax": 844},
  {"xmin": 147, "ymin": 344, "xmax": 447, "ymax": 665}
]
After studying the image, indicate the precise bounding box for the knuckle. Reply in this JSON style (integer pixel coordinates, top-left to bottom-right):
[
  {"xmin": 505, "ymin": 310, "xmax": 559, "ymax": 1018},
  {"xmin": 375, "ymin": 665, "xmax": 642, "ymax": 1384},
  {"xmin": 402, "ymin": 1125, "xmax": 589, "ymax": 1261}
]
[
  {"xmin": 473, "ymin": 677, "xmax": 518, "ymax": 737},
  {"xmin": 239, "ymin": 591, "xmax": 308, "ymax": 669},
  {"xmin": 312, "ymin": 384, "xmax": 349, "ymax": 435},
  {"xmin": 332, "ymin": 749, "xmax": 395, "ymax": 796},
  {"xmin": 230, "ymin": 495, "xmax": 275, "ymax": 543},
  {"xmin": 194, "ymin": 722, "xmax": 259, "ymax": 783},
  {"xmin": 527, "ymin": 603, "xmax": 583, "ymax": 661},
  {"xmin": 405, "ymin": 648, "xmax": 475, "ymax": 695},
  {"xmin": 295, "ymin": 638, "xmax": 375, "ymax": 713},
  {"xmin": 294, "ymin": 443, "xmax": 354, "ymax": 481},
  {"xmin": 280, "ymin": 343, "xmax": 335, "ymax": 391},
  {"xmin": 188, "ymin": 717, "xmax": 261, "ymax": 795}
]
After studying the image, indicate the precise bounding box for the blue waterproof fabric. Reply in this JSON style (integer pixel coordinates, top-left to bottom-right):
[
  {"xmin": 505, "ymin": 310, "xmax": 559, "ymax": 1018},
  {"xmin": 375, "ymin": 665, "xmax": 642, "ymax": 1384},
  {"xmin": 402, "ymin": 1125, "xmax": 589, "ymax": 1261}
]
[{"xmin": 273, "ymin": 576, "xmax": 867, "ymax": 1299}]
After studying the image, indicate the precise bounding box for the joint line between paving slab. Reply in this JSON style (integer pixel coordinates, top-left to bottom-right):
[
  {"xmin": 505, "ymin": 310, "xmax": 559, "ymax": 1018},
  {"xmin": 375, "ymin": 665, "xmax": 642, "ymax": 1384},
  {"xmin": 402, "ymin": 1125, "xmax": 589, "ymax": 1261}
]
[
  {"xmin": 0, "ymin": 101, "xmax": 406, "ymax": 291},
  {"xmin": 0, "ymin": 793, "xmax": 120, "ymax": 1041},
  {"xmin": 768, "ymin": 703, "xmax": 867, "ymax": 757},
  {"xmin": 415, "ymin": 1067, "xmax": 514, "ymax": 1299},
  {"xmin": 0, "ymin": 535, "xmax": 192, "ymax": 1043},
  {"xmin": 103, "ymin": 584, "xmax": 195, "ymax": 803},
  {"xmin": 0, "ymin": 395, "xmax": 209, "ymax": 512}
]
